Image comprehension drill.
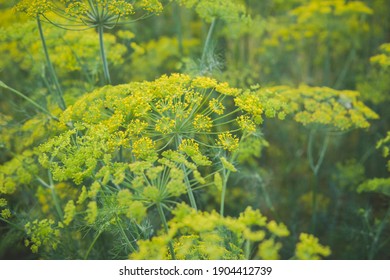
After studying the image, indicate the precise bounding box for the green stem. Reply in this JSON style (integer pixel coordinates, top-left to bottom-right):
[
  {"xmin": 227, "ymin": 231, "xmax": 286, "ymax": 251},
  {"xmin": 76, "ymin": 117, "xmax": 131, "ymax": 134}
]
[
  {"xmin": 84, "ymin": 230, "xmax": 103, "ymax": 260},
  {"xmin": 200, "ymin": 18, "xmax": 218, "ymax": 71},
  {"xmin": 97, "ymin": 24, "xmax": 111, "ymax": 84},
  {"xmin": 37, "ymin": 16, "xmax": 66, "ymax": 110},
  {"xmin": 115, "ymin": 215, "xmax": 136, "ymax": 252},
  {"xmin": 175, "ymin": 136, "xmax": 197, "ymax": 210},
  {"xmin": 256, "ymin": 173, "xmax": 280, "ymax": 221},
  {"xmin": 219, "ymin": 139, "xmax": 244, "ymax": 217},
  {"xmin": 308, "ymin": 129, "xmax": 330, "ymax": 176},
  {"xmin": 244, "ymin": 239, "xmax": 251, "ymax": 260},
  {"xmin": 51, "ymin": 188, "xmax": 64, "ymax": 220},
  {"xmin": 220, "ymin": 169, "xmax": 231, "ymax": 217},
  {"xmin": 311, "ymin": 175, "xmax": 319, "ymax": 234},
  {"xmin": 37, "ymin": 177, "xmax": 63, "ymax": 220},
  {"xmin": 368, "ymin": 206, "xmax": 390, "ymax": 259},
  {"xmin": 183, "ymin": 165, "xmax": 198, "ymax": 211},
  {"xmin": 307, "ymin": 129, "xmax": 316, "ymax": 174},
  {"xmin": 156, "ymin": 203, "xmax": 176, "ymax": 260},
  {"xmin": 173, "ymin": 3, "xmax": 183, "ymax": 56},
  {"xmin": 307, "ymin": 129, "xmax": 330, "ymax": 234},
  {"xmin": 0, "ymin": 81, "xmax": 58, "ymax": 120},
  {"xmin": 333, "ymin": 47, "xmax": 356, "ymax": 89},
  {"xmin": 0, "ymin": 217, "xmax": 25, "ymax": 231},
  {"xmin": 323, "ymin": 17, "xmax": 331, "ymax": 87}
]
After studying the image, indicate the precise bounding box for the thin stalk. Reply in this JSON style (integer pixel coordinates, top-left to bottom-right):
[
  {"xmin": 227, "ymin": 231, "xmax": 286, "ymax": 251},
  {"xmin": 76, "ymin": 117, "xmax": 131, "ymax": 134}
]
[
  {"xmin": 156, "ymin": 203, "xmax": 176, "ymax": 260},
  {"xmin": 51, "ymin": 188, "xmax": 64, "ymax": 220},
  {"xmin": 308, "ymin": 129, "xmax": 330, "ymax": 176},
  {"xmin": 333, "ymin": 47, "xmax": 356, "ymax": 89},
  {"xmin": 175, "ymin": 136, "xmax": 197, "ymax": 210},
  {"xmin": 0, "ymin": 217, "xmax": 25, "ymax": 231},
  {"xmin": 243, "ymin": 0, "xmax": 250, "ymax": 65},
  {"xmin": 311, "ymin": 175, "xmax": 319, "ymax": 234},
  {"xmin": 220, "ymin": 169, "xmax": 231, "ymax": 217},
  {"xmin": 219, "ymin": 134, "xmax": 246, "ymax": 217},
  {"xmin": 37, "ymin": 177, "xmax": 63, "ymax": 220},
  {"xmin": 84, "ymin": 230, "xmax": 103, "ymax": 259},
  {"xmin": 0, "ymin": 81, "xmax": 58, "ymax": 121},
  {"xmin": 97, "ymin": 24, "xmax": 111, "ymax": 84},
  {"xmin": 256, "ymin": 174, "xmax": 280, "ymax": 221},
  {"xmin": 368, "ymin": 206, "xmax": 390, "ymax": 259},
  {"xmin": 307, "ymin": 129, "xmax": 330, "ymax": 233},
  {"xmin": 115, "ymin": 215, "xmax": 136, "ymax": 252},
  {"xmin": 173, "ymin": 3, "xmax": 183, "ymax": 56},
  {"xmin": 308, "ymin": 129, "xmax": 316, "ymax": 173},
  {"xmin": 323, "ymin": 16, "xmax": 331, "ymax": 86},
  {"xmin": 200, "ymin": 18, "xmax": 218, "ymax": 71},
  {"xmin": 244, "ymin": 239, "xmax": 251, "ymax": 260},
  {"xmin": 182, "ymin": 164, "xmax": 198, "ymax": 210},
  {"xmin": 37, "ymin": 16, "xmax": 66, "ymax": 110}
]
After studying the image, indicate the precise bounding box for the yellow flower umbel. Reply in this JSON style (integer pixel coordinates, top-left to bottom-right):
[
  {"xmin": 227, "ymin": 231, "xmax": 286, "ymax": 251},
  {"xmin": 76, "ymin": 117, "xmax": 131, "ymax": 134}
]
[
  {"xmin": 132, "ymin": 137, "xmax": 158, "ymax": 162},
  {"xmin": 130, "ymin": 203, "xmax": 329, "ymax": 260},
  {"xmin": 295, "ymin": 233, "xmax": 331, "ymax": 260},
  {"xmin": 15, "ymin": 0, "xmax": 163, "ymax": 28},
  {"xmin": 256, "ymin": 85, "xmax": 378, "ymax": 131},
  {"xmin": 24, "ymin": 219, "xmax": 61, "ymax": 253},
  {"xmin": 14, "ymin": 0, "xmax": 53, "ymax": 17},
  {"xmin": 217, "ymin": 132, "xmax": 239, "ymax": 152}
]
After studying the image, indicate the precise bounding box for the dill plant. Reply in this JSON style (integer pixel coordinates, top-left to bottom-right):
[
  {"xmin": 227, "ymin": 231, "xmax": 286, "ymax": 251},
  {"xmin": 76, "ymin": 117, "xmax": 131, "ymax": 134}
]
[
  {"xmin": 0, "ymin": 0, "xmax": 388, "ymax": 260},
  {"xmin": 14, "ymin": 0, "xmax": 164, "ymax": 86},
  {"xmin": 0, "ymin": 72, "xmax": 378, "ymax": 259}
]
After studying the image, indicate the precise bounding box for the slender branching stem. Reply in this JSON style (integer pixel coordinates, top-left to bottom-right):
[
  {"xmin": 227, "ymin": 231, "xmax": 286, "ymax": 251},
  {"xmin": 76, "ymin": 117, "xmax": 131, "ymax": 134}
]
[
  {"xmin": 0, "ymin": 81, "xmax": 58, "ymax": 121},
  {"xmin": 307, "ymin": 129, "xmax": 330, "ymax": 233},
  {"xmin": 368, "ymin": 206, "xmax": 390, "ymax": 259},
  {"xmin": 37, "ymin": 176, "xmax": 64, "ymax": 220},
  {"xmin": 115, "ymin": 215, "xmax": 136, "ymax": 252},
  {"xmin": 244, "ymin": 239, "xmax": 251, "ymax": 259},
  {"xmin": 0, "ymin": 217, "xmax": 24, "ymax": 231},
  {"xmin": 220, "ymin": 168, "xmax": 231, "ymax": 217},
  {"xmin": 97, "ymin": 24, "xmax": 111, "ymax": 84},
  {"xmin": 157, "ymin": 203, "xmax": 176, "ymax": 260},
  {"xmin": 173, "ymin": 3, "xmax": 183, "ymax": 56},
  {"xmin": 183, "ymin": 164, "xmax": 198, "ymax": 211},
  {"xmin": 84, "ymin": 229, "xmax": 103, "ymax": 259},
  {"xmin": 200, "ymin": 18, "xmax": 218, "ymax": 71},
  {"xmin": 37, "ymin": 15, "xmax": 66, "ymax": 110},
  {"xmin": 334, "ymin": 47, "xmax": 356, "ymax": 89},
  {"xmin": 220, "ymin": 133, "xmax": 248, "ymax": 217},
  {"xmin": 174, "ymin": 136, "xmax": 198, "ymax": 210},
  {"xmin": 308, "ymin": 129, "xmax": 330, "ymax": 176}
]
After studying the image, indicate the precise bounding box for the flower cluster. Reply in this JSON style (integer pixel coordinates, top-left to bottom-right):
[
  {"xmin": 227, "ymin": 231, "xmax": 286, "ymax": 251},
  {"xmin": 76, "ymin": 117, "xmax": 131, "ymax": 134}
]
[
  {"xmin": 24, "ymin": 219, "xmax": 61, "ymax": 253},
  {"xmin": 0, "ymin": 198, "xmax": 11, "ymax": 219},
  {"xmin": 370, "ymin": 43, "xmax": 390, "ymax": 68},
  {"xmin": 358, "ymin": 43, "xmax": 390, "ymax": 104},
  {"xmin": 357, "ymin": 131, "xmax": 390, "ymax": 197},
  {"xmin": 130, "ymin": 203, "xmax": 330, "ymax": 260},
  {"xmin": 377, "ymin": 131, "xmax": 390, "ymax": 170},
  {"xmin": 290, "ymin": 0, "xmax": 373, "ymax": 24},
  {"xmin": 255, "ymin": 85, "xmax": 379, "ymax": 130},
  {"xmin": 0, "ymin": 150, "xmax": 39, "ymax": 197},
  {"xmin": 14, "ymin": 0, "xmax": 53, "ymax": 17},
  {"xmin": 294, "ymin": 233, "xmax": 331, "ymax": 260},
  {"xmin": 15, "ymin": 0, "xmax": 163, "ymax": 27},
  {"xmin": 174, "ymin": 0, "xmax": 247, "ymax": 23}
]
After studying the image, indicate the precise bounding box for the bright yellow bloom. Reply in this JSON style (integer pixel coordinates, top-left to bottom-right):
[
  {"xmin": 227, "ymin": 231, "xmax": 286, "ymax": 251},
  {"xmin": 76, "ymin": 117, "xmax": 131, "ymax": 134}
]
[{"xmin": 217, "ymin": 132, "xmax": 239, "ymax": 152}]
